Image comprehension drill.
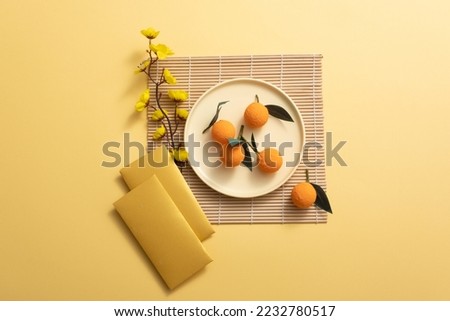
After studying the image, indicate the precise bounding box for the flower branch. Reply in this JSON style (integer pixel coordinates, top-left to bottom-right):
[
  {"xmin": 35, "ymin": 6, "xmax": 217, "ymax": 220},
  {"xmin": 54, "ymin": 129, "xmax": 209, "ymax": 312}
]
[{"xmin": 134, "ymin": 27, "xmax": 190, "ymax": 165}]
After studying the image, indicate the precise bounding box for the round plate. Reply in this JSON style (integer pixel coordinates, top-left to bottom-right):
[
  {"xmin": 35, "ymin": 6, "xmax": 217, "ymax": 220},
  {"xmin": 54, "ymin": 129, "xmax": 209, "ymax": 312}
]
[{"xmin": 184, "ymin": 78, "xmax": 305, "ymax": 198}]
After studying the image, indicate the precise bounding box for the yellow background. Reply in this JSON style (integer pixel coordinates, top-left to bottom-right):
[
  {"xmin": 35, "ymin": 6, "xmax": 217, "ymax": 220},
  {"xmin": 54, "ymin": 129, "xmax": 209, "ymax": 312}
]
[{"xmin": 1, "ymin": 0, "xmax": 449, "ymax": 300}]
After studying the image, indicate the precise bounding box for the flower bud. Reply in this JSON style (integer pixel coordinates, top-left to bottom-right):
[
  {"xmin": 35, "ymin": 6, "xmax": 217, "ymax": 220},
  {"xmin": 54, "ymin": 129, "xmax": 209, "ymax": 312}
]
[
  {"xmin": 140, "ymin": 27, "xmax": 160, "ymax": 39},
  {"xmin": 176, "ymin": 109, "xmax": 189, "ymax": 120},
  {"xmin": 168, "ymin": 90, "xmax": 189, "ymax": 102},
  {"xmin": 150, "ymin": 109, "xmax": 168, "ymax": 121},
  {"xmin": 152, "ymin": 125, "xmax": 166, "ymax": 140},
  {"xmin": 172, "ymin": 148, "xmax": 189, "ymax": 162}
]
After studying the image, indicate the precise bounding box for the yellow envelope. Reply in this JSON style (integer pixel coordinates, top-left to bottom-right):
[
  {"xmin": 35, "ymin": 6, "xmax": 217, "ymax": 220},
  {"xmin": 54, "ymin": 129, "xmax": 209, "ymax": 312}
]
[
  {"xmin": 120, "ymin": 145, "xmax": 214, "ymax": 241},
  {"xmin": 114, "ymin": 175, "xmax": 212, "ymax": 290}
]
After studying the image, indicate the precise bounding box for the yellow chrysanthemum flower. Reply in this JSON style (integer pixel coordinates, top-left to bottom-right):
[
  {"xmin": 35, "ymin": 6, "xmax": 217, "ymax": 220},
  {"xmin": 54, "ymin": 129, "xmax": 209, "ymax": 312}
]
[
  {"xmin": 134, "ymin": 59, "xmax": 150, "ymax": 74},
  {"xmin": 176, "ymin": 109, "xmax": 189, "ymax": 120},
  {"xmin": 150, "ymin": 109, "xmax": 168, "ymax": 121},
  {"xmin": 152, "ymin": 125, "xmax": 166, "ymax": 140},
  {"xmin": 168, "ymin": 89, "xmax": 189, "ymax": 102},
  {"xmin": 139, "ymin": 88, "xmax": 150, "ymax": 103},
  {"xmin": 140, "ymin": 27, "xmax": 160, "ymax": 39},
  {"xmin": 172, "ymin": 148, "xmax": 189, "ymax": 162},
  {"xmin": 163, "ymin": 69, "xmax": 176, "ymax": 85},
  {"xmin": 149, "ymin": 43, "xmax": 174, "ymax": 60},
  {"xmin": 135, "ymin": 101, "xmax": 146, "ymax": 112},
  {"xmin": 135, "ymin": 89, "xmax": 150, "ymax": 112}
]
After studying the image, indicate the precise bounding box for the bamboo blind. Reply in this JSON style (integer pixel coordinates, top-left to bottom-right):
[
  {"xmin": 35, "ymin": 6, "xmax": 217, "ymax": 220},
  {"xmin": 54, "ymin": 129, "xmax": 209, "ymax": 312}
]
[{"xmin": 147, "ymin": 54, "xmax": 327, "ymax": 224}]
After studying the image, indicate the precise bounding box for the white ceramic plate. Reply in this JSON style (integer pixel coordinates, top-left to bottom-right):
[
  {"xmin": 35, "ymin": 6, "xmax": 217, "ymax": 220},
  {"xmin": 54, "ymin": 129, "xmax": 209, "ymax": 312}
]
[{"xmin": 184, "ymin": 78, "xmax": 305, "ymax": 198}]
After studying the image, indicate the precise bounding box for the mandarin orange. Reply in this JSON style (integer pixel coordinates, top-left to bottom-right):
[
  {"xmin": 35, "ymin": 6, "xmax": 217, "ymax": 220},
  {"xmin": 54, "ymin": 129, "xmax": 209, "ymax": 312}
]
[
  {"xmin": 244, "ymin": 102, "xmax": 269, "ymax": 128},
  {"xmin": 211, "ymin": 120, "xmax": 235, "ymax": 145},
  {"xmin": 222, "ymin": 144, "xmax": 245, "ymax": 168},
  {"xmin": 257, "ymin": 148, "xmax": 283, "ymax": 173},
  {"xmin": 291, "ymin": 182, "xmax": 317, "ymax": 209}
]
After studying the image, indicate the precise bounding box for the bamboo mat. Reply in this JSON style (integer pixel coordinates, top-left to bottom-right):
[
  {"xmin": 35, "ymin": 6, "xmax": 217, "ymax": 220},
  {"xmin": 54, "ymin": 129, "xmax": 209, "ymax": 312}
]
[{"xmin": 147, "ymin": 54, "xmax": 327, "ymax": 224}]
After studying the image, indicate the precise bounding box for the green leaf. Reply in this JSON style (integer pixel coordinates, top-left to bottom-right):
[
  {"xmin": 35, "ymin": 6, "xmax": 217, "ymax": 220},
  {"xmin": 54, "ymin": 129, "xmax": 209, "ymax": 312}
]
[
  {"xmin": 241, "ymin": 143, "xmax": 253, "ymax": 171},
  {"xmin": 217, "ymin": 100, "xmax": 229, "ymax": 109},
  {"xmin": 202, "ymin": 101, "xmax": 229, "ymax": 134},
  {"xmin": 202, "ymin": 113, "xmax": 219, "ymax": 134},
  {"xmin": 237, "ymin": 124, "xmax": 244, "ymax": 139},
  {"xmin": 265, "ymin": 104, "xmax": 294, "ymax": 122},
  {"xmin": 250, "ymin": 133, "xmax": 257, "ymax": 152},
  {"xmin": 227, "ymin": 138, "xmax": 242, "ymax": 147},
  {"xmin": 311, "ymin": 183, "xmax": 333, "ymax": 214}
]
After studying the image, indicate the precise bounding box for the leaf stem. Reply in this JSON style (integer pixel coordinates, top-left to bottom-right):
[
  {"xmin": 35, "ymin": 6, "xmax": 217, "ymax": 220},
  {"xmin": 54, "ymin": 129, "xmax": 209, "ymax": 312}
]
[{"xmin": 237, "ymin": 124, "xmax": 244, "ymax": 139}]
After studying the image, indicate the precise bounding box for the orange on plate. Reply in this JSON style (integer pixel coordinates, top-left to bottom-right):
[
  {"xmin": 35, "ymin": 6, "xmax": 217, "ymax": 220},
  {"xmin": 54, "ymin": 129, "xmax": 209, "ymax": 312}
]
[
  {"xmin": 211, "ymin": 120, "xmax": 235, "ymax": 145},
  {"xmin": 222, "ymin": 144, "xmax": 245, "ymax": 168},
  {"xmin": 257, "ymin": 148, "xmax": 283, "ymax": 173},
  {"xmin": 244, "ymin": 102, "xmax": 269, "ymax": 128}
]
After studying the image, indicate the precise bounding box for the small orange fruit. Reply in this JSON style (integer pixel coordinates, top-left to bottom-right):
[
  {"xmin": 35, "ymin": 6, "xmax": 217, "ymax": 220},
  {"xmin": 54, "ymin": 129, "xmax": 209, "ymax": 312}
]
[
  {"xmin": 211, "ymin": 120, "xmax": 235, "ymax": 145},
  {"xmin": 244, "ymin": 102, "xmax": 269, "ymax": 128},
  {"xmin": 257, "ymin": 148, "xmax": 283, "ymax": 173},
  {"xmin": 222, "ymin": 144, "xmax": 245, "ymax": 168},
  {"xmin": 291, "ymin": 182, "xmax": 317, "ymax": 209}
]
